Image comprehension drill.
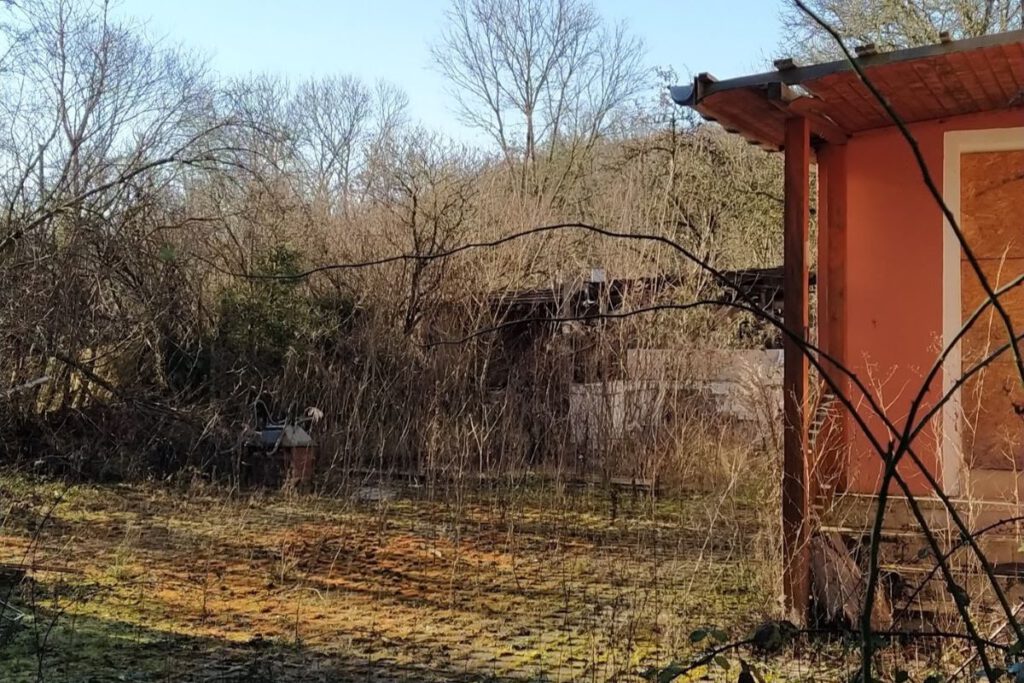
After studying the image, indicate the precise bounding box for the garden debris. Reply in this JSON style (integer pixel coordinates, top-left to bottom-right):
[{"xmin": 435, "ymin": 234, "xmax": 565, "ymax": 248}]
[{"xmin": 811, "ymin": 532, "xmax": 892, "ymax": 630}]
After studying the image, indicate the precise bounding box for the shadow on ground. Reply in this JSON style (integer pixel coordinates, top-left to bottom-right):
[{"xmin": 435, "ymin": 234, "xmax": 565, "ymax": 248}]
[
  {"xmin": 0, "ymin": 473, "xmax": 779, "ymax": 682},
  {"xmin": 3, "ymin": 604, "xmax": 540, "ymax": 683}
]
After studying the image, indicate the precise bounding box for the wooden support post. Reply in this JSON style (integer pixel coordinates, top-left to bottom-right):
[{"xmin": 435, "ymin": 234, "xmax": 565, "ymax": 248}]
[
  {"xmin": 783, "ymin": 116, "xmax": 811, "ymax": 624},
  {"xmin": 817, "ymin": 148, "xmax": 831, "ymax": 360},
  {"xmin": 814, "ymin": 149, "xmax": 829, "ymax": 512},
  {"xmin": 816, "ymin": 143, "xmax": 849, "ymax": 496}
]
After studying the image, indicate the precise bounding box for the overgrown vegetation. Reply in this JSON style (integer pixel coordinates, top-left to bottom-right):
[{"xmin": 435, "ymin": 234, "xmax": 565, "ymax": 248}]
[
  {"xmin": 0, "ymin": 0, "xmax": 784, "ymax": 483},
  {"xmin": 3, "ymin": 0, "xmax": 1024, "ymax": 680}
]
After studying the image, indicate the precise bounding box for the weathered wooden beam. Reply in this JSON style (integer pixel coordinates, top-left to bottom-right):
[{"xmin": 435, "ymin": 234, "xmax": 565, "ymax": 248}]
[
  {"xmin": 765, "ymin": 83, "xmax": 849, "ymax": 145},
  {"xmin": 774, "ymin": 57, "xmax": 799, "ymax": 71},
  {"xmin": 787, "ymin": 98, "xmax": 849, "ymax": 145},
  {"xmin": 855, "ymin": 43, "xmax": 878, "ymax": 57},
  {"xmin": 783, "ymin": 115, "xmax": 811, "ymax": 625}
]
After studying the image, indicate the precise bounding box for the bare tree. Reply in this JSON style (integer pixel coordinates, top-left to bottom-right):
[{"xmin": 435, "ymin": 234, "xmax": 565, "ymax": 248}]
[
  {"xmin": 289, "ymin": 75, "xmax": 371, "ymax": 214},
  {"xmin": 364, "ymin": 80, "xmax": 410, "ymax": 177},
  {"xmin": 0, "ymin": 0, "xmax": 235, "ymax": 254},
  {"xmin": 216, "ymin": 73, "xmax": 410, "ymax": 218},
  {"xmin": 432, "ymin": 0, "xmax": 645, "ymax": 199},
  {"xmin": 368, "ymin": 130, "xmax": 478, "ymax": 334},
  {"xmin": 218, "ymin": 74, "xmax": 294, "ymax": 176},
  {"xmin": 0, "ymin": 0, "xmax": 255, "ymax": 419},
  {"xmin": 781, "ymin": 0, "xmax": 1024, "ymax": 60}
]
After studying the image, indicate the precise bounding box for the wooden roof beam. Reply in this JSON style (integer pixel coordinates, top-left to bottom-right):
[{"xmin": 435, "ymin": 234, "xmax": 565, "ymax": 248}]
[
  {"xmin": 766, "ymin": 83, "xmax": 850, "ymax": 145},
  {"xmin": 789, "ymin": 99, "xmax": 849, "ymax": 145}
]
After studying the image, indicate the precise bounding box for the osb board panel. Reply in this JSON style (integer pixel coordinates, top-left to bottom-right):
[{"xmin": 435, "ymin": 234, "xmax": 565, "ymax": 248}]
[
  {"xmin": 962, "ymin": 357, "xmax": 1024, "ymax": 469},
  {"xmin": 960, "ymin": 150, "xmax": 1024, "ymax": 259},
  {"xmin": 962, "ymin": 150, "xmax": 1024, "ymax": 470},
  {"xmin": 960, "ymin": 259, "xmax": 1024, "ymax": 354}
]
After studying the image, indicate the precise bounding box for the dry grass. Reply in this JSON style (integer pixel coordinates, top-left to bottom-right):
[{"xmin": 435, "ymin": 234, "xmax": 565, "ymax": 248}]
[{"xmin": 0, "ymin": 469, "xmax": 823, "ymax": 682}]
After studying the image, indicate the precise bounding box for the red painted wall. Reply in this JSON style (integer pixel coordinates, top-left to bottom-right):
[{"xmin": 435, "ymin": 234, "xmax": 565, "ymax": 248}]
[{"xmin": 838, "ymin": 108, "xmax": 1024, "ymax": 495}]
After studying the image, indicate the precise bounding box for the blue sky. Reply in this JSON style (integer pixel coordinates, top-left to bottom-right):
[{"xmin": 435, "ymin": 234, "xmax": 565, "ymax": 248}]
[{"xmin": 118, "ymin": 1, "xmax": 786, "ymax": 138}]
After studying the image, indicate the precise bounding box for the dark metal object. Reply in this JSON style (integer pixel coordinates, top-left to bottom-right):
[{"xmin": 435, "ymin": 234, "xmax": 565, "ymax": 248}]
[{"xmin": 247, "ymin": 422, "xmax": 316, "ymax": 489}]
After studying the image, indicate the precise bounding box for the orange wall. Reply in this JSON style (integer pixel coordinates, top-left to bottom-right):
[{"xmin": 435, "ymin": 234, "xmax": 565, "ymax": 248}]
[{"xmin": 838, "ymin": 108, "xmax": 1024, "ymax": 495}]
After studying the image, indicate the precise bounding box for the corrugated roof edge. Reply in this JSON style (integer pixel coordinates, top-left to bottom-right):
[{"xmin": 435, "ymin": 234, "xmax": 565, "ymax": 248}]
[{"xmin": 670, "ymin": 29, "xmax": 1024, "ymax": 108}]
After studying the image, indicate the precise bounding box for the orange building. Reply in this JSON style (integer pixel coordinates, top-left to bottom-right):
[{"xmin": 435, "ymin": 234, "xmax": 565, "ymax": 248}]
[{"xmin": 673, "ymin": 30, "xmax": 1024, "ymax": 620}]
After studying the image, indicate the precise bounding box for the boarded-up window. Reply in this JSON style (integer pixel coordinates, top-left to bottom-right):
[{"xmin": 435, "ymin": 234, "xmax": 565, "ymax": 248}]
[{"xmin": 961, "ymin": 149, "xmax": 1024, "ymax": 470}]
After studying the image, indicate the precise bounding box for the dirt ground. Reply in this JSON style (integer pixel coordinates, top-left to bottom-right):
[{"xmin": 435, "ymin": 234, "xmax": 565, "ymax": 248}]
[{"xmin": 0, "ymin": 471, "xmax": 826, "ymax": 682}]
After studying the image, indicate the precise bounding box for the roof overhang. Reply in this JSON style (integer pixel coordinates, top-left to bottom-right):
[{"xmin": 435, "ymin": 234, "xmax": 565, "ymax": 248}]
[{"xmin": 672, "ymin": 30, "xmax": 1024, "ymax": 150}]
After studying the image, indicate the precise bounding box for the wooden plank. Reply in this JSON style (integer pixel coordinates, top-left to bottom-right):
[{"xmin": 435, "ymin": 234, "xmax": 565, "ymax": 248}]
[
  {"xmin": 824, "ymin": 491, "xmax": 1024, "ymax": 533},
  {"xmin": 783, "ymin": 115, "xmax": 812, "ymax": 624}
]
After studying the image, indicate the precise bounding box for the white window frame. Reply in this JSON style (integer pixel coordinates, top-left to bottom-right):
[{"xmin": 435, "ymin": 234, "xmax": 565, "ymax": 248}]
[{"xmin": 942, "ymin": 127, "xmax": 1024, "ymax": 496}]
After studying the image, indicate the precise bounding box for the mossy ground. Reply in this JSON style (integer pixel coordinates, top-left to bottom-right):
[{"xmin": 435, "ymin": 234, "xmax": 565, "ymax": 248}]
[{"xmin": 0, "ymin": 472, "xmax": 853, "ymax": 681}]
